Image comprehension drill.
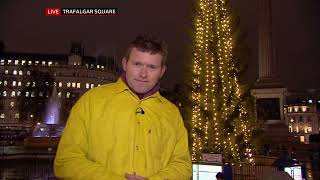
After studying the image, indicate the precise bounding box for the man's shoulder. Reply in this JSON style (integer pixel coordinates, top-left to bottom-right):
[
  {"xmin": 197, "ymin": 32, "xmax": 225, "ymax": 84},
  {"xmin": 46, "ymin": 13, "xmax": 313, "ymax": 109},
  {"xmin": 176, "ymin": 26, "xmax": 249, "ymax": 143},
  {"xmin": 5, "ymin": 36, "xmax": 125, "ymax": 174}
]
[
  {"xmin": 71, "ymin": 81, "xmax": 121, "ymax": 113},
  {"xmin": 81, "ymin": 81, "xmax": 118, "ymax": 100},
  {"xmin": 157, "ymin": 94, "xmax": 180, "ymax": 113},
  {"xmin": 155, "ymin": 95, "xmax": 185, "ymax": 130}
]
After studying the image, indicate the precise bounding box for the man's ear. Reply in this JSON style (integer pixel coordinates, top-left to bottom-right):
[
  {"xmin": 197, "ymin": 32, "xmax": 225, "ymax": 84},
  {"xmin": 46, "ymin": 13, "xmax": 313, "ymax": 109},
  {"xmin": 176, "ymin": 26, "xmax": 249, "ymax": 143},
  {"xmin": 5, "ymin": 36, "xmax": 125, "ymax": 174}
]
[
  {"xmin": 122, "ymin": 57, "xmax": 127, "ymax": 72},
  {"xmin": 160, "ymin": 65, "xmax": 166, "ymax": 78}
]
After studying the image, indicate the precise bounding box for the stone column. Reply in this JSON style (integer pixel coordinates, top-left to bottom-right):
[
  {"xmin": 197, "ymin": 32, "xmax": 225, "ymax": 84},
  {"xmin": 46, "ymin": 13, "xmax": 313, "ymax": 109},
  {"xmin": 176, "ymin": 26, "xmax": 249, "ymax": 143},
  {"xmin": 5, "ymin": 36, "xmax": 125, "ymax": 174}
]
[{"xmin": 258, "ymin": 0, "xmax": 276, "ymax": 78}]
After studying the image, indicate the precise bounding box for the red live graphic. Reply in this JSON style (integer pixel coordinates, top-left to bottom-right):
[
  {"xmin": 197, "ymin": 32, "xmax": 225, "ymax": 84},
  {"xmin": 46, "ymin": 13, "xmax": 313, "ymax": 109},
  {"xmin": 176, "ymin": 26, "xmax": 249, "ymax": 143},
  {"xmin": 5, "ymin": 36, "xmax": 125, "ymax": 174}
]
[{"xmin": 46, "ymin": 8, "xmax": 61, "ymax": 16}]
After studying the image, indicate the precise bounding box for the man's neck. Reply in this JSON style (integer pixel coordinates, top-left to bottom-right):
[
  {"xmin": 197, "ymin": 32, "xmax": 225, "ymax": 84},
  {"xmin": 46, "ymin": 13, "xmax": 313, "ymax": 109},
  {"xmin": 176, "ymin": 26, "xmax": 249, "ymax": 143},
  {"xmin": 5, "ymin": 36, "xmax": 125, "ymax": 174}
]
[{"xmin": 121, "ymin": 73, "xmax": 160, "ymax": 100}]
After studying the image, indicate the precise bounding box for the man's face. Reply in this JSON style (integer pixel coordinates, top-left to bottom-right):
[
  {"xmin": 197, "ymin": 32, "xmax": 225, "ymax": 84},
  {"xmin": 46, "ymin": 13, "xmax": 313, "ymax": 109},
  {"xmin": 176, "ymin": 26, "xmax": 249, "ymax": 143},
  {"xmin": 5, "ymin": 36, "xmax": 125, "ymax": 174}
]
[{"xmin": 122, "ymin": 47, "xmax": 166, "ymax": 94}]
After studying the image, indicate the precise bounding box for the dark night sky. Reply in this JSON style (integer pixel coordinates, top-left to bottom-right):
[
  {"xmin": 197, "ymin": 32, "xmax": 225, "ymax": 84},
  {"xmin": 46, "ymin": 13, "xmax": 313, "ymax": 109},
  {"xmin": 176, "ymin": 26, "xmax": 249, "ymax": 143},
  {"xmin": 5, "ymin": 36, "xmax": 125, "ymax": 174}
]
[{"xmin": 0, "ymin": 0, "xmax": 319, "ymax": 90}]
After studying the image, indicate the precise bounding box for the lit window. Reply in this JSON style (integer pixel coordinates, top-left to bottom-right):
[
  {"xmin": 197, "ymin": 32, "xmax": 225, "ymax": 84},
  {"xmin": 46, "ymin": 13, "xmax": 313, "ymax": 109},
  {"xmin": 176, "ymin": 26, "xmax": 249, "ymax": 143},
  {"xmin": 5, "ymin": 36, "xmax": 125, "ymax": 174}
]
[
  {"xmin": 27, "ymin": 71, "xmax": 31, "ymax": 75},
  {"xmin": 0, "ymin": 81, "xmax": 1, "ymax": 85},
  {"xmin": 17, "ymin": 91, "xmax": 21, "ymax": 96},
  {"xmin": 15, "ymin": 60, "xmax": 19, "ymax": 65},
  {"xmin": 45, "ymin": 81, "xmax": 49, "ymax": 86},
  {"xmin": 97, "ymin": 65, "xmax": 100, "ymax": 68},
  {"xmin": 13, "ymin": 70, "xmax": 17, "ymax": 75},
  {"xmin": 14, "ymin": 113, "xmax": 19, "ymax": 119},
  {"xmin": 58, "ymin": 92, "xmax": 62, "ymax": 98},
  {"xmin": 12, "ymin": 81, "xmax": 16, "ymax": 87},
  {"xmin": 3, "ymin": 91, "xmax": 7, "ymax": 97},
  {"xmin": 26, "ymin": 91, "xmax": 30, "ymax": 97},
  {"xmin": 4, "ymin": 81, "xmax": 7, "ymax": 86},
  {"xmin": 289, "ymin": 126, "xmax": 292, "ymax": 132},
  {"xmin": 32, "ymin": 82, "xmax": 36, "ymax": 87},
  {"xmin": 0, "ymin": 59, "xmax": 4, "ymax": 65},
  {"xmin": 302, "ymin": 106, "xmax": 307, "ymax": 112},
  {"xmin": 42, "ymin": 61, "xmax": 46, "ymax": 66},
  {"xmin": 303, "ymin": 126, "xmax": 307, "ymax": 133},
  {"xmin": 28, "ymin": 61, "xmax": 32, "ymax": 65},
  {"xmin": 73, "ymin": 62, "xmax": 77, "ymax": 66},
  {"xmin": 35, "ymin": 61, "xmax": 39, "ymax": 65},
  {"xmin": 30, "ymin": 114, "xmax": 33, "ymax": 118},
  {"xmin": 31, "ymin": 92, "xmax": 35, "ymax": 97},
  {"xmin": 10, "ymin": 102, "xmax": 14, "ymax": 107},
  {"xmin": 67, "ymin": 92, "xmax": 70, "ymax": 98},
  {"xmin": 18, "ymin": 81, "xmax": 21, "ymax": 86},
  {"xmin": 72, "ymin": 82, "xmax": 76, "ymax": 88},
  {"xmin": 91, "ymin": 84, "xmax": 94, "ymax": 88},
  {"xmin": 101, "ymin": 65, "xmax": 104, "ymax": 69},
  {"xmin": 5, "ymin": 70, "xmax": 8, "ymax": 74},
  {"xmin": 0, "ymin": 113, "xmax": 5, "ymax": 119},
  {"xmin": 22, "ymin": 60, "xmax": 25, "ymax": 65},
  {"xmin": 26, "ymin": 81, "xmax": 30, "ymax": 87},
  {"xmin": 98, "ymin": 84, "xmax": 101, "ymax": 87},
  {"xmin": 300, "ymin": 136, "xmax": 305, "ymax": 142},
  {"xmin": 59, "ymin": 82, "xmax": 62, "ymax": 87},
  {"xmin": 11, "ymin": 91, "xmax": 15, "ymax": 97},
  {"xmin": 67, "ymin": 82, "xmax": 71, "ymax": 88},
  {"xmin": 86, "ymin": 83, "xmax": 90, "ymax": 89},
  {"xmin": 48, "ymin": 61, "xmax": 52, "ymax": 66},
  {"xmin": 8, "ymin": 60, "xmax": 12, "ymax": 64},
  {"xmin": 19, "ymin": 70, "xmax": 23, "ymax": 75},
  {"xmin": 308, "ymin": 100, "xmax": 313, "ymax": 104},
  {"xmin": 39, "ymin": 92, "xmax": 43, "ymax": 97},
  {"xmin": 77, "ymin": 83, "xmax": 81, "ymax": 88}
]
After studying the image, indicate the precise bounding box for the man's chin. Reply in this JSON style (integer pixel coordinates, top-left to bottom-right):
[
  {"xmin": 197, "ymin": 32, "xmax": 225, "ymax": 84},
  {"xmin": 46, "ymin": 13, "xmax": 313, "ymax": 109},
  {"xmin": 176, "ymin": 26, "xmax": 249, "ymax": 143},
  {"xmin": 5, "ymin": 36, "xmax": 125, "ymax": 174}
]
[{"xmin": 133, "ymin": 88, "xmax": 151, "ymax": 95}]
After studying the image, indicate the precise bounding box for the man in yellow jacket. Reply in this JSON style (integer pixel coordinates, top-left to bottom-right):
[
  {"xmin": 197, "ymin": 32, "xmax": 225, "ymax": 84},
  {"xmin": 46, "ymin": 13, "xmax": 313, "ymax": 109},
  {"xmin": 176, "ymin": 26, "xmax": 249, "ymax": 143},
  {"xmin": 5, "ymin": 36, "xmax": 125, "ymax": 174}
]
[{"xmin": 54, "ymin": 35, "xmax": 192, "ymax": 180}]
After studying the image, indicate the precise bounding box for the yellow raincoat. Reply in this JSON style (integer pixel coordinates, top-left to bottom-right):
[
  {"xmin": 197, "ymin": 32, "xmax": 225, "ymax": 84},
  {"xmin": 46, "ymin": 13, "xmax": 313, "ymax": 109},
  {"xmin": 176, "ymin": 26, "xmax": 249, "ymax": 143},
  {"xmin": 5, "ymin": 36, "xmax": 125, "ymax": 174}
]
[{"xmin": 54, "ymin": 78, "xmax": 192, "ymax": 180}]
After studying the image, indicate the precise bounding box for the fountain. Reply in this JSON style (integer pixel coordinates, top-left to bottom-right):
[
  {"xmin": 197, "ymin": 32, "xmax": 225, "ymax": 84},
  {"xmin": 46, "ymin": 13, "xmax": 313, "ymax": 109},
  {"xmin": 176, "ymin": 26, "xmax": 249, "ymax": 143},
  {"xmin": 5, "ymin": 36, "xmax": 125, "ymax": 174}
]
[
  {"xmin": 25, "ymin": 86, "xmax": 64, "ymax": 148},
  {"xmin": 44, "ymin": 85, "xmax": 60, "ymax": 125}
]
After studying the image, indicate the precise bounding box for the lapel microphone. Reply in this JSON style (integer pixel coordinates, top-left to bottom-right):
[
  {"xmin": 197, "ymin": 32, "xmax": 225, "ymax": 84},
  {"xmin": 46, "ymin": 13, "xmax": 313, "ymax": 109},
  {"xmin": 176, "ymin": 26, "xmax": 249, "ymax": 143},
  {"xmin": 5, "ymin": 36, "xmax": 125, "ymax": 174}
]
[{"xmin": 136, "ymin": 107, "xmax": 145, "ymax": 114}]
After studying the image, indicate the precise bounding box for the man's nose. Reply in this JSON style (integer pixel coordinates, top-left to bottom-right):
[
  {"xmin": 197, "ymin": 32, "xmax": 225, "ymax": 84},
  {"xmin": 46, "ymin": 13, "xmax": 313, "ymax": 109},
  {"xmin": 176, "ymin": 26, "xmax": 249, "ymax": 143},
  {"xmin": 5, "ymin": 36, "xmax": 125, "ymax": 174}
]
[{"xmin": 140, "ymin": 66, "xmax": 147, "ymax": 78}]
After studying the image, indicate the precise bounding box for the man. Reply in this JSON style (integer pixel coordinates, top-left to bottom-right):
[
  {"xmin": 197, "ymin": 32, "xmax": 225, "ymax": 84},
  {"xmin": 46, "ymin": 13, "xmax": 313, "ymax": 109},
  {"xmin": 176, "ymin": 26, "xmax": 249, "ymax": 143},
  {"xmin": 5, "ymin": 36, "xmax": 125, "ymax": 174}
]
[{"xmin": 54, "ymin": 35, "xmax": 192, "ymax": 180}]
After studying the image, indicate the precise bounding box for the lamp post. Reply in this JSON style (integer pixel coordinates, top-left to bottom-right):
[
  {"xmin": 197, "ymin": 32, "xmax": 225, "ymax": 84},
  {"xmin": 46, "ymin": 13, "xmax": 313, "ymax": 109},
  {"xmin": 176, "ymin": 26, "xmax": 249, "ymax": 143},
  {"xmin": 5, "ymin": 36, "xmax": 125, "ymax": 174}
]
[
  {"xmin": 0, "ymin": 141, "xmax": 6, "ymax": 159},
  {"xmin": 47, "ymin": 147, "xmax": 53, "ymax": 179}
]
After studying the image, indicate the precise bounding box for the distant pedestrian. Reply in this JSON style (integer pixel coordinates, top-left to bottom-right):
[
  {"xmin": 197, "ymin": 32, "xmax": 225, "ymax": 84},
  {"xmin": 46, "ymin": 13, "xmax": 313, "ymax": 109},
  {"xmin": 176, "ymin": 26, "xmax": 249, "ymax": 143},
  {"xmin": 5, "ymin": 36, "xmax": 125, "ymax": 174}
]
[{"xmin": 216, "ymin": 172, "xmax": 224, "ymax": 180}]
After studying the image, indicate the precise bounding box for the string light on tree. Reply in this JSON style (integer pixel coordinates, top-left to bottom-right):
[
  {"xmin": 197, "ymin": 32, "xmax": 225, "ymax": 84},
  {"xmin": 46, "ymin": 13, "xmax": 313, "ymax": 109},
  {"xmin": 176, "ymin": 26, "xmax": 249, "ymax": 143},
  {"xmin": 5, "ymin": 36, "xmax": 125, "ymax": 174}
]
[{"xmin": 191, "ymin": 0, "xmax": 254, "ymax": 162}]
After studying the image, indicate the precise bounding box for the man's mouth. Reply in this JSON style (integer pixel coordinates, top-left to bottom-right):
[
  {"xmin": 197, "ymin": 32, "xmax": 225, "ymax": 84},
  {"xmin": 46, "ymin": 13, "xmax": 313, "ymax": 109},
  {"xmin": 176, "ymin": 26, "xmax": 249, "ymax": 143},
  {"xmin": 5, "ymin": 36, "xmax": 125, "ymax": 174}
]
[{"xmin": 135, "ymin": 79, "xmax": 148, "ymax": 83}]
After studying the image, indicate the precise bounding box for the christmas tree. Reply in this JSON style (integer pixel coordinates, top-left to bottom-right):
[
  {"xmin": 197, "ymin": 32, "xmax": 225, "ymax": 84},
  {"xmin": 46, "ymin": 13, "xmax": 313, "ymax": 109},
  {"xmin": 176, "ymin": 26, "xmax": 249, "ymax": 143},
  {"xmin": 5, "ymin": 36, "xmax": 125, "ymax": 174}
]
[{"xmin": 190, "ymin": 0, "xmax": 255, "ymax": 162}]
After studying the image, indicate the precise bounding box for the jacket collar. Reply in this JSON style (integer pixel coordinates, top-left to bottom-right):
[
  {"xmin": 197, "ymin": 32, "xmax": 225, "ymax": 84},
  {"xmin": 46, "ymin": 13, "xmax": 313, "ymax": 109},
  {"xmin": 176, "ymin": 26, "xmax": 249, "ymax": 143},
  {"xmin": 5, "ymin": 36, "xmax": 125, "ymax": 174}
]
[{"xmin": 114, "ymin": 77, "xmax": 164, "ymax": 102}]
